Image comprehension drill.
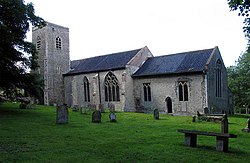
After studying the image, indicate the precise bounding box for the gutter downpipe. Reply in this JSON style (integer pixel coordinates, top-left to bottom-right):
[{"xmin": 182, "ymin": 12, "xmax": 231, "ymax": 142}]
[
  {"xmin": 98, "ymin": 72, "xmax": 101, "ymax": 104},
  {"xmin": 205, "ymin": 73, "xmax": 208, "ymax": 108}
]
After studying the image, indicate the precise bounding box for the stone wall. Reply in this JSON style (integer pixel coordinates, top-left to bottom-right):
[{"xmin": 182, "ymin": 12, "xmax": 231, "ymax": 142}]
[
  {"xmin": 133, "ymin": 74, "xmax": 206, "ymax": 115},
  {"xmin": 206, "ymin": 47, "xmax": 230, "ymax": 114},
  {"xmin": 63, "ymin": 46, "xmax": 152, "ymax": 111},
  {"xmin": 64, "ymin": 69, "xmax": 127, "ymax": 111}
]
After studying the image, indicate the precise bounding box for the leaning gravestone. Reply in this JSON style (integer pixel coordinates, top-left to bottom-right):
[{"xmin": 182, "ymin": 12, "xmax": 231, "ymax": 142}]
[
  {"xmin": 92, "ymin": 110, "xmax": 101, "ymax": 123},
  {"xmin": 109, "ymin": 112, "xmax": 117, "ymax": 122},
  {"xmin": 154, "ymin": 109, "xmax": 159, "ymax": 120},
  {"xmin": 242, "ymin": 118, "xmax": 250, "ymax": 132},
  {"xmin": 56, "ymin": 104, "xmax": 68, "ymax": 124}
]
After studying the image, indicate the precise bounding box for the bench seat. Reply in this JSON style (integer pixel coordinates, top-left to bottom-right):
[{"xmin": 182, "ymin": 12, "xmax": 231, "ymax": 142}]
[{"xmin": 177, "ymin": 129, "xmax": 237, "ymax": 152}]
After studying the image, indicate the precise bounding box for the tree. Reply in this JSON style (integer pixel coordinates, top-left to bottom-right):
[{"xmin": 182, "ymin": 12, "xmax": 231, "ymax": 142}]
[
  {"xmin": 228, "ymin": 0, "xmax": 250, "ymax": 50},
  {"xmin": 227, "ymin": 52, "xmax": 250, "ymax": 112},
  {"xmin": 0, "ymin": 0, "xmax": 45, "ymax": 102}
]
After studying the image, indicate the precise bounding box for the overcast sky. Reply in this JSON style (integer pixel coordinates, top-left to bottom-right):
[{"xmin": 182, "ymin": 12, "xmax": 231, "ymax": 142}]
[{"xmin": 26, "ymin": 0, "xmax": 247, "ymax": 67}]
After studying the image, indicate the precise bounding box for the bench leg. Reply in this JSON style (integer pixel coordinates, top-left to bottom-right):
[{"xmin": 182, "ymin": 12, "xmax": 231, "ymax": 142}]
[
  {"xmin": 184, "ymin": 133, "xmax": 197, "ymax": 147},
  {"xmin": 216, "ymin": 136, "xmax": 228, "ymax": 152}
]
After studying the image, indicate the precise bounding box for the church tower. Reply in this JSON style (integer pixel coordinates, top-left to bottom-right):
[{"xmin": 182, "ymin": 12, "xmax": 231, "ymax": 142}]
[{"xmin": 32, "ymin": 22, "xmax": 70, "ymax": 105}]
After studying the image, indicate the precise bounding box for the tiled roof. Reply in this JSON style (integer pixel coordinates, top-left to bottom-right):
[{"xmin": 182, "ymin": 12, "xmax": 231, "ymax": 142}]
[
  {"xmin": 132, "ymin": 48, "xmax": 215, "ymax": 77},
  {"xmin": 65, "ymin": 48, "xmax": 142, "ymax": 75}
]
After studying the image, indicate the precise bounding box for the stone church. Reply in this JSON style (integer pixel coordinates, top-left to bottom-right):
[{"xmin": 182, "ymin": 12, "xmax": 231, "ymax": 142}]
[{"xmin": 32, "ymin": 22, "xmax": 233, "ymax": 115}]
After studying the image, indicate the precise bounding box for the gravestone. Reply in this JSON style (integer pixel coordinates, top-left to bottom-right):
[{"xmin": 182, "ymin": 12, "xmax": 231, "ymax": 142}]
[
  {"xmin": 204, "ymin": 107, "xmax": 209, "ymax": 114},
  {"xmin": 90, "ymin": 104, "xmax": 96, "ymax": 111},
  {"xmin": 92, "ymin": 110, "xmax": 101, "ymax": 123},
  {"xmin": 80, "ymin": 107, "xmax": 87, "ymax": 114},
  {"xmin": 192, "ymin": 115, "xmax": 196, "ymax": 122},
  {"xmin": 154, "ymin": 109, "xmax": 159, "ymax": 120},
  {"xmin": 109, "ymin": 103, "xmax": 115, "ymax": 112},
  {"xmin": 242, "ymin": 118, "xmax": 250, "ymax": 132},
  {"xmin": 56, "ymin": 104, "xmax": 68, "ymax": 124},
  {"xmin": 98, "ymin": 104, "xmax": 105, "ymax": 113},
  {"xmin": 72, "ymin": 105, "xmax": 78, "ymax": 112},
  {"xmin": 109, "ymin": 112, "xmax": 117, "ymax": 122},
  {"xmin": 221, "ymin": 114, "xmax": 228, "ymax": 133}
]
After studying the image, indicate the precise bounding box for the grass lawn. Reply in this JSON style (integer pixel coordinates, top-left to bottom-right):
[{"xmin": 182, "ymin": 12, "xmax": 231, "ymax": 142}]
[{"xmin": 0, "ymin": 102, "xmax": 250, "ymax": 162}]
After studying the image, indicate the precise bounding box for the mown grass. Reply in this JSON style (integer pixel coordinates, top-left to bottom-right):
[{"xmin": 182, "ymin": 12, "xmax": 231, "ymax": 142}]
[{"xmin": 0, "ymin": 102, "xmax": 250, "ymax": 163}]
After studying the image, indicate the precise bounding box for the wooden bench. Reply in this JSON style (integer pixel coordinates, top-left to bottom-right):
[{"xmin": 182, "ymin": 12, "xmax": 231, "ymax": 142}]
[{"xmin": 177, "ymin": 129, "xmax": 237, "ymax": 152}]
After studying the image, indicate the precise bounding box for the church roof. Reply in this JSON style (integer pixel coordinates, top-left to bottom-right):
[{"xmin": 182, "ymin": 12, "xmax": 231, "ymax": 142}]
[
  {"xmin": 65, "ymin": 48, "xmax": 142, "ymax": 75},
  {"xmin": 132, "ymin": 47, "xmax": 215, "ymax": 77}
]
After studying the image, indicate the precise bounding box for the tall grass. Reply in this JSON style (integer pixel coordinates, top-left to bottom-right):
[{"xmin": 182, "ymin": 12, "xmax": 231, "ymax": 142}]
[{"xmin": 0, "ymin": 102, "xmax": 250, "ymax": 162}]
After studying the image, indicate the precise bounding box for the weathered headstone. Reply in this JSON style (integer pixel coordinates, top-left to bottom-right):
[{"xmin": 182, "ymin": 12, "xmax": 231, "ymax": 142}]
[
  {"xmin": 154, "ymin": 109, "xmax": 159, "ymax": 120},
  {"xmin": 92, "ymin": 110, "xmax": 101, "ymax": 123},
  {"xmin": 192, "ymin": 115, "xmax": 196, "ymax": 122},
  {"xmin": 98, "ymin": 104, "xmax": 105, "ymax": 113},
  {"xmin": 221, "ymin": 114, "xmax": 228, "ymax": 133},
  {"xmin": 109, "ymin": 112, "xmax": 117, "ymax": 122},
  {"xmin": 56, "ymin": 104, "xmax": 69, "ymax": 124},
  {"xmin": 109, "ymin": 103, "xmax": 115, "ymax": 112},
  {"xmin": 90, "ymin": 104, "xmax": 96, "ymax": 111},
  {"xmin": 72, "ymin": 105, "xmax": 78, "ymax": 112},
  {"xmin": 80, "ymin": 107, "xmax": 87, "ymax": 114},
  {"xmin": 204, "ymin": 107, "xmax": 209, "ymax": 114},
  {"xmin": 242, "ymin": 118, "xmax": 250, "ymax": 132}
]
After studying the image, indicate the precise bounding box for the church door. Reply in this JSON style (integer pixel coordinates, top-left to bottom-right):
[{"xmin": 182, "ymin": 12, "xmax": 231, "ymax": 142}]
[{"xmin": 165, "ymin": 97, "xmax": 172, "ymax": 113}]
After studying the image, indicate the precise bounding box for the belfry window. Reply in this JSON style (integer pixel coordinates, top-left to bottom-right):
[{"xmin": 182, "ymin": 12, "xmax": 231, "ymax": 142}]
[
  {"xmin": 178, "ymin": 81, "xmax": 188, "ymax": 101},
  {"xmin": 56, "ymin": 37, "xmax": 62, "ymax": 49},
  {"xmin": 143, "ymin": 83, "xmax": 151, "ymax": 102},
  {"xmin": 37, "ymin": 36, "xmax": 41, "ymax": 50},
  {"xmin": 216, "ymin": 59, "xmax": 222, "ymax": 97},
  {"xmin": 104, "ymin": 72, "xmax": 120, "ymax": 102},
  {"xmin": 83, "ymin": 77, "xmax": 90, "ymax": 102}
]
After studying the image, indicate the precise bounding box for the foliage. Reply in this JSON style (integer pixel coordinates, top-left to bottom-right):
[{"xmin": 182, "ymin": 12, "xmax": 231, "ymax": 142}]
[
  {"xmin": 0, "ymin": 103, "xmax": 250, "ymax": 162},
  {"xmin": 0, "ymin": 0, "xmax": 45, "ymax": 101},
  {"xmin": 227, "ymin": 52, "xmax": 250, "ymax": 110},
  {"xmin": 228, "ymin": 0, "xmax": 250, "ymax": 50}
]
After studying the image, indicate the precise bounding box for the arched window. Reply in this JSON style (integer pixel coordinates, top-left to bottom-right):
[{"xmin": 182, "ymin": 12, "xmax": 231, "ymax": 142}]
[
  {"xmin": 104, "ymin": 72, "xmax": 120, "ymax": 102},
  {"xmin": 216, "ymin": 59, "xmax": 222, "ymax": 97},
  {"xmin": 178, "ymin": 81, "xmax": 188, "ymax": 101},
  {"xmin": 83, "ymin": 77, "xmax": 90, "ymax": 102},
  {"xmin": 36, "ymin": 36, "xmax": 41, "ymax": 50},
  {"xmin": 56, "ymin": 36, "xmax": 62, "ymax": 49},
  {"xmin": 143, "ymin": 83, "xmax": 151, "ymax": 101}
]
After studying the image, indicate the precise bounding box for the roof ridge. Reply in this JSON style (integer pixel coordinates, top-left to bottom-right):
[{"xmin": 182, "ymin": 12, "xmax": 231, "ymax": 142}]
[
  {"xmin": 152, "ymin": 47, "xmax": 215, "ymax": 59},
  {"xmin": 70, "ymin": 48, "xmax": 143, "ymax": 62}
]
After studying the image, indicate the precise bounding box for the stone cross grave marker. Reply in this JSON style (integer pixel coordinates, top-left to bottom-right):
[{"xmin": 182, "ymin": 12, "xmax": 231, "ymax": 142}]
[
  {"xmin": 56, "ymin": 104, "xmax": 68, "ymax": 124},
  {"xmin": 92, "ymin": 110, "xmax": 101, "ymax": 123},
  {"xmin": 154, "ymin": 109, "xmax": 159, "ymax": 120}
]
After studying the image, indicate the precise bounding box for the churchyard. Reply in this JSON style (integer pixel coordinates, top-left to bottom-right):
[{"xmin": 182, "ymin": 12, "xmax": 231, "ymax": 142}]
[{"xmin": 0, "ymin": 102, "xmax": 250, "ymax": 162}]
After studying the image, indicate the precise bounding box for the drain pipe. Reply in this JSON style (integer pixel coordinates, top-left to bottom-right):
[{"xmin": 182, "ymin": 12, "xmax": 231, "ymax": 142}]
[{"xmin": 98, "ymin": 72, "xmax": 101, "ymax": 104}]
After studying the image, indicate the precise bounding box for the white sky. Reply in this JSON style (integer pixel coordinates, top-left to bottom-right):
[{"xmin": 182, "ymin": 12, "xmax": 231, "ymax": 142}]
[{"xmin": 26, "ymin": 0, "xmax": 247, "ymax": 67}]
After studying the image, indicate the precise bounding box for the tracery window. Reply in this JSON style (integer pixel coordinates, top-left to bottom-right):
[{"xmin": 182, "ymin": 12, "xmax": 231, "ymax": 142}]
[
  {"xmin": 143, "ymin": 83, "xmax": 151, "ymax": 101},
  {"xmin": 178, "ymin": 81, "xmax": 188, "ymax": 101},
  {"xmin": 37, "ymin": 36, "xmax": 41, "ymax": 50},
  {"xmin": 104, "ymin": 72, "xmax": 120, "ymax": 102},
  {"xmin": 216, "ymin": 59, "xmax": 222, "ymax": 97},
  {"xmin": 56, "ymin": 36, "xmax": 62, "ymax": 49},
  {"xmin": 83, "ymin": 77, "xmax": 90, "ymax": 102}
]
